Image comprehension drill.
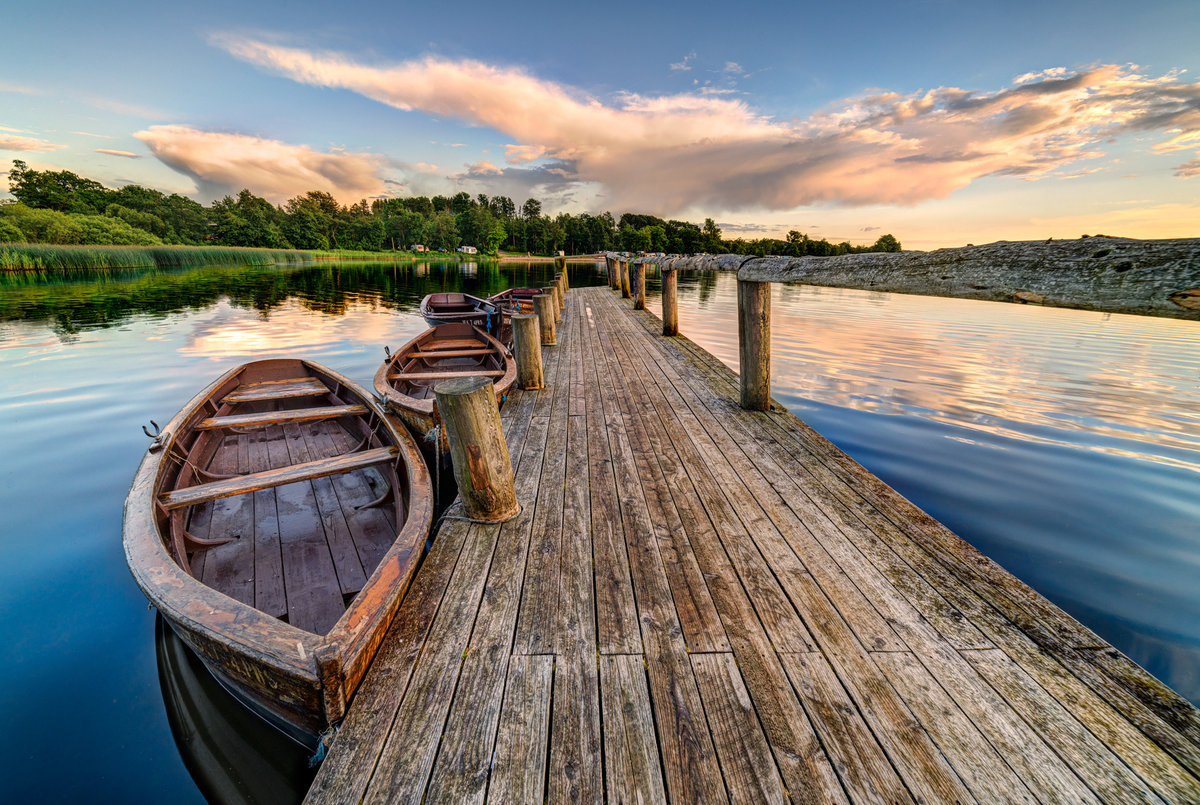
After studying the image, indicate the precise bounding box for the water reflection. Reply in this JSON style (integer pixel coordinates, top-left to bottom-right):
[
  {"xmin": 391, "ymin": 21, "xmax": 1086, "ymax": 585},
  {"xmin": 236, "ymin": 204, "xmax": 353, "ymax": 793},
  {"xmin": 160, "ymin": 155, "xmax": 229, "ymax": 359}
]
[
  {"xmin": 156, "ymin": 616, "xmax": 314, "ymax": 805},
  {"xmin": 0, "ymin": 259, "xmax": 598, "ymax": 338}
]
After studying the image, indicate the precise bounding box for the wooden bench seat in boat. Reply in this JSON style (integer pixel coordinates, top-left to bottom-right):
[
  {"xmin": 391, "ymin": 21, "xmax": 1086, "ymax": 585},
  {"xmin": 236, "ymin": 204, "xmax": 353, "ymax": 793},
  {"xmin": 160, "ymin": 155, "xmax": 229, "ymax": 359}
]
[
  {"xmin": 387, "ymin": 368, "xmax": 507, "ymax": 381},
  {"xmin": 159, "ymin": 446, "xmax": 398, "ymax": 510},
  {"xmin": 194, "ymin": 404, "xmax": 369, "ymax": 430},
  {"xmin": 419, "ymin": 339, "xmax": 487, "ymax": 351},
  {"xmin": 221, "ymin": 377, "xmax": 330, "ymax": 405},
  {"xmin": 406, "ymin": 348, "xmax": 495, "ymax": 359}
]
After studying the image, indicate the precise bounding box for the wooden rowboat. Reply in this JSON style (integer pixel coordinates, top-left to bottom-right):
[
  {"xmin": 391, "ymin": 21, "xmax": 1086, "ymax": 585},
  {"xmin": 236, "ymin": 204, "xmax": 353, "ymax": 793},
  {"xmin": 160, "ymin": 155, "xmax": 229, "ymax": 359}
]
[
  {"xmin": 418, "ymin": 291, "xmax": 506, "ymax": 337},
  {"xmin": 373, "ymin": 323, "xmax": 516, "ymax": 455},
  {"xmin": 486, "ymin": 287, "xmax": 542, "ymax": 314},
  {"xmin": 123, "ymin": 359, "xmax": 432, "ymax": 747}
]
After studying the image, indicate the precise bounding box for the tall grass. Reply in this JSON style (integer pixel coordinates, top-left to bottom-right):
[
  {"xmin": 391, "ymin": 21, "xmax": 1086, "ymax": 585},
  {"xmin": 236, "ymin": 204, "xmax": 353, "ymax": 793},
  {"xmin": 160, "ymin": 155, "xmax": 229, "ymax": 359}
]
[{"xmin": 0, "ymin": 244, "xmax": 314, "ymax": 271}]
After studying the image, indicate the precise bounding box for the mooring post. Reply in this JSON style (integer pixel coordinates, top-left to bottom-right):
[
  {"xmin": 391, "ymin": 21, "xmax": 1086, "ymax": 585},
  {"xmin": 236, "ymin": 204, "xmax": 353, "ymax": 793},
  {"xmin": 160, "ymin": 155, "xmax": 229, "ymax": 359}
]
[
  {"xmin": 434, "ymin": 377, "xmax": 519, "ymax": 521},
  {"xmin": 737, "ymin": 279, "xmax": 771, "ymax": 410},
  {"xmin": 554, "ymin": 273, "xmax": 566, "ymax": 313},
  {"xmin": 533, "ymin": 293, "xmax": 557, "ymax": 345},
  {"xmin": 556, "ymin": 257, "xmax": 569, "ymax": 289},
  {"xmin": 510, "ymin": 313, "xmax": 544, "ymax": 389},
  {"xmin": 632, "ymin": 260, "xmax": 646, "ymax": 310},
  {"xmin": 621, "ymin": 260, "xmax": 631, "ymax": 299},
  {"xmin": 542, "ymin": 285, "xmax": 562, "ymax": 323},
  {"xmin": 609, "ymin": 256, "xmax": 619, "ymax": 290},
  {"xmin": 662, "ymin": 269, "xmax": 679, "ymax": 336}
]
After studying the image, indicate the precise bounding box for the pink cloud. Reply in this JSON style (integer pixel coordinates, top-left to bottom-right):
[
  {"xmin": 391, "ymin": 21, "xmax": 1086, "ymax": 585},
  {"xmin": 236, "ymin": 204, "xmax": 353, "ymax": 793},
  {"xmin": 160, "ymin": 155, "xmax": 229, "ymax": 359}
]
[
  {"xmin": 215, "ymin": 35, "xmax": 1200, "ymax": 214},
  {"xmin": 95, "ymin": 149, "xmax": 139, "ymax": 158},
  {"xmin": 134, "ymin": 125, "xmax": 383, "ymax": 203},
  {"xmin": 0, "ymin": 134, "xmax": 66, "ymax": 152}
]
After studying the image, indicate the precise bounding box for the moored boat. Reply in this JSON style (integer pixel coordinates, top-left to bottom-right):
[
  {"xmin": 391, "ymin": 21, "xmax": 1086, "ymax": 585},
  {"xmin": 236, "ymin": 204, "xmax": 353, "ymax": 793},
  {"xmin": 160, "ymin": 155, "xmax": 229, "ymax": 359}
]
[
  {"xmin": 123, "ymin": 358, "xmax": 433, "ymax": 747},
  {"xmin": 418, "ymin": 291, "xmax": 506, "ymax": 337},
  {"xmin": 373, "ymin": 322, "xmax": 516, "ymax": 456},
  {"xmin": 486, "ymin": 287, "xmax": 542, "ymax": 314}
]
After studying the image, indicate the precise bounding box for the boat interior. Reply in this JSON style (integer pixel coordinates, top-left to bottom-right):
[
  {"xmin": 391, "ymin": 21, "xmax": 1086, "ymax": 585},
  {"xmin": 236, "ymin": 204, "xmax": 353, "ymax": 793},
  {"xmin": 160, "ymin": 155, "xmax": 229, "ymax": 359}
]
[
  {"xmin": 386, "ymin": 323, "xmax": 506, "ymax": 401},
  {"xmin": 156, "ymin": 365, "xmax": 405, "ymax": 636}
]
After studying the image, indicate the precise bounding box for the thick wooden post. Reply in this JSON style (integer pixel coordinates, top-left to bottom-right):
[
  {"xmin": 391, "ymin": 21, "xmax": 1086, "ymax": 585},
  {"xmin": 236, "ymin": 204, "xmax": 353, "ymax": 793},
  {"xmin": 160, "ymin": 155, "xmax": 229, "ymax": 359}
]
[
  {"xmin": 555, "ymin": 257, "xmax": 569, "ymax": 289},
  {"xmin": 435, "ymin": 377, "xmax": 519, "ymax": 521},
  {"xmin": 533, "ymin": 293, "xmax": 556, "ymax": 345},
  {"xmin": 738, "ymin": 279, "xmax": 771, "ymax": 411},
  {"xmin": 511, "ymin": 313, "xmax": 544, "ymax": 389},
  {"xmin": 633, "ymin": 260, "xmax": 646, "ymax": 310},
  {"xmin": 620, "ymin": 260, "xmax": 631, "ymax": 298},
  {"xmin": 542, "ymin": 285, "xmax": 562, "ymax": 323},
  {"xmin": 662, "ymin": 269, "xmax": 678, "ymax": 336},
  {"xmin": 554, "ymin": 274, "xmax": 566, "ymax": 313}
]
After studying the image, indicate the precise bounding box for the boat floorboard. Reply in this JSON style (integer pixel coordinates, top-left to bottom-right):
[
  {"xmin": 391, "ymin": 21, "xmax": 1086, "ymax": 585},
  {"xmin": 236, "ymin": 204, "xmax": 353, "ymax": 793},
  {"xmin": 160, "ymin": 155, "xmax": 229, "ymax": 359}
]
[
  {"xmin": 306, "ymin": 286, "xmax": 1200, "ymax": 803},
  {"xmin": 190, "ymin": 418, "xmax": 396, "ymax": 635}
]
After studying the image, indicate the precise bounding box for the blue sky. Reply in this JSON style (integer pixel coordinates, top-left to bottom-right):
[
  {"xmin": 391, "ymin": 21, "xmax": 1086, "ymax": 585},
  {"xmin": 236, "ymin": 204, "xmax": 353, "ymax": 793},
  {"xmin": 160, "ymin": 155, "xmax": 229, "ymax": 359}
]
[{"xmin": 3, "ymin": 0, "xmax": 1199, "ymax": 247}]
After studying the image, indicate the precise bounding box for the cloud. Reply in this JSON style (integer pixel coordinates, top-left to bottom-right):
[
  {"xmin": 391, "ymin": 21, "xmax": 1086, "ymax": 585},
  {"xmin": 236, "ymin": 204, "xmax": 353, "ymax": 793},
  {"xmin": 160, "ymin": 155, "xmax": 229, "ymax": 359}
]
[
  {"xmin": 134, "ymin": 125, "xmax": 384, "ymax": 203},
  {"xmin": 95, "ymin": 149, "xmax": 140, "ymax": 158},
  {"xmin": 670, "ymin": 52, "xmax": 695, "ymax": 72},
  {"xmin": 72, "ymin": 130, "xmax": 111, "ymax": 139},
  {"xmin": 215, "ymin": 35, "xmax": 1200, "ymax": 214},
  {"xmin": 465, "ymin": 160, "xmax": 502, "ymax": 175},
  {"xmin": 0, "ymin": 134, "xmax": 66, "ymax": 152},
  {"xmin": 0, "ymin": 81, "xmax": 38, "ymax": 94},
  {"xmin": 87, "ymin": 96, "xmax": 170, "ymax": 120}
]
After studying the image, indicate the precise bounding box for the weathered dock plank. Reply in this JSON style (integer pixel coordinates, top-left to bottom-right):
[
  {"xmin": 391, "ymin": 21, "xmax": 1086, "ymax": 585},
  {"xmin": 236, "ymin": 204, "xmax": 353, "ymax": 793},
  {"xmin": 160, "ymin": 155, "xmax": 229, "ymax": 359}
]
[{"xmin": 306, "ymin": 284, "xmax": 1200, "ymax": 804}]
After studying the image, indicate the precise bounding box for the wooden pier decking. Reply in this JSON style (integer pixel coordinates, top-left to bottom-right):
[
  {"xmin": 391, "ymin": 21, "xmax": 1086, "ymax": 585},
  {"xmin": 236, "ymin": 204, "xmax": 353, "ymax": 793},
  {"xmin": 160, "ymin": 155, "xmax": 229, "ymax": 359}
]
[{"xmin": 306, "ymin": 285, "xmax": 1200, "ymax": 803}]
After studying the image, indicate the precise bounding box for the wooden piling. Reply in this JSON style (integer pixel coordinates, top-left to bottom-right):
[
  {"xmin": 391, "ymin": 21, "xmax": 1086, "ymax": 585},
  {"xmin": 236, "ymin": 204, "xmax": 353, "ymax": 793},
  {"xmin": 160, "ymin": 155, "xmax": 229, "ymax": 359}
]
[
  {"xmin": 620, "ymin": 260, "xmax": 631, "ymax": 299},
  {"xmin": 632, "ymin": 260, "xmax": 646, "ymax": 310},
  {"xmin": 533, "ymin": 293, "xmax": 556, "ymax": 345},
  {"xmin": 556, "ymin": 258, "xmax": 569, "ymax": 290},
  {"xmin": 510, "ymin": 313, "xmax": 544, "ymax": 390},
  {"xmin": 662, "ymin": 269, "xmax": 678, "ymax": 336},
  {"xmin": 542, "ymin": 286, "xmax": 562, "ymax": 323},
  {"xmin": 434, "ymin": 376, "xmax": 519, "ymax": 521},
  {"xmin": 737, "ymin": 279, "xmax": 771, "ymax": 411}
]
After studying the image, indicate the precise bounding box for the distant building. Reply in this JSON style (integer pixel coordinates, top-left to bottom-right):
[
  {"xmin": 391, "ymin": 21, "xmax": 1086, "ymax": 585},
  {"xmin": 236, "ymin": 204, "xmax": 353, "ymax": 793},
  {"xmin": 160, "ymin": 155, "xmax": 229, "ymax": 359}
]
[
  {"xmin": 556, "ymin": 250, "xmax": 565, "ymax": 257},
  {"xmin": 456, "ymin": 245, "xmax": 478, "ymax": 254},
  {"xmin": 411, "ymin": 244, "xmax": 428, "ymax": 253}
]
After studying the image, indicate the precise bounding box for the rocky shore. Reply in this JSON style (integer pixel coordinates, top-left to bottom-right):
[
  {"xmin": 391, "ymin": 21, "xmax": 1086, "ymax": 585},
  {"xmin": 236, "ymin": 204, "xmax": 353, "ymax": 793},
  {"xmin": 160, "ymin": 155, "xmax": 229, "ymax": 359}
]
[{"xmin": 625, "ymin": 237, "xmax": 1200, "ymax": 320}]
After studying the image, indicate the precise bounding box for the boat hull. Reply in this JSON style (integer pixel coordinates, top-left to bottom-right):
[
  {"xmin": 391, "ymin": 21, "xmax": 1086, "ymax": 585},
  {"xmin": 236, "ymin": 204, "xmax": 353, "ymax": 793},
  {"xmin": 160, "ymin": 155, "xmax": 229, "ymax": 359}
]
[{"xmin": 124, "ymin": 359, "xmax": 433, "ymax": 744}]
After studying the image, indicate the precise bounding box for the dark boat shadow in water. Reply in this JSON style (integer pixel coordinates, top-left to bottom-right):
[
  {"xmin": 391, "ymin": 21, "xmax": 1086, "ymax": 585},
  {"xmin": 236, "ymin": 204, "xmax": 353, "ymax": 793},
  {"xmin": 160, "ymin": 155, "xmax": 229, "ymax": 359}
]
[{"xmin": 156, "ymin": 615, "xmax": 316, "ymax": 804}]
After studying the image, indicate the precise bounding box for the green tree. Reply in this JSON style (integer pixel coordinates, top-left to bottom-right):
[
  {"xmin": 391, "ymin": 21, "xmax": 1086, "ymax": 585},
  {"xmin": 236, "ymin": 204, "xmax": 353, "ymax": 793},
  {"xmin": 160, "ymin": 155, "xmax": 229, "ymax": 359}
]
[
  {"xmin": 701, "ymin": 218, "xmax": 723, "ymax": 253},
  {"xmin": 7, "ymin": 159, "xmax": 112, "ymax": 213},
  {"xmin": 871, "ymin": 233, "xmax": 901, "ymax": 252}
]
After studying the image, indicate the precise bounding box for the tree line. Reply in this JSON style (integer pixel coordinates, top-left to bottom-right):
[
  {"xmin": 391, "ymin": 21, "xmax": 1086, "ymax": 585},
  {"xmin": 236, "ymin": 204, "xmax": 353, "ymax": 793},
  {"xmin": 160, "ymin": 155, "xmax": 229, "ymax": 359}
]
[{"xmin": 2, "ymin": 159, "xmax": 900, "ymax": 255}]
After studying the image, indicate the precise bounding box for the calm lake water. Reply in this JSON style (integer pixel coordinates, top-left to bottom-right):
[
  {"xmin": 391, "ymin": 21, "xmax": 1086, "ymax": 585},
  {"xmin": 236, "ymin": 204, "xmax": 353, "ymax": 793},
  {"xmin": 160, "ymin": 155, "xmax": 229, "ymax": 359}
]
[{"xmin": 0, "ymin": 259, "xmax": 1196, "ymax": 801}]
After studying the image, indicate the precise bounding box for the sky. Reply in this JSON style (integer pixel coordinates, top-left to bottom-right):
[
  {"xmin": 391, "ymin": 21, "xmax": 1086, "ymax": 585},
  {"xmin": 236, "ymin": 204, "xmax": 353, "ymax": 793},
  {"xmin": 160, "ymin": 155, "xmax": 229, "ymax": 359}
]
[{"xmin": 2, "ymin": 0, "xmax": 1198, "ymax": 248}]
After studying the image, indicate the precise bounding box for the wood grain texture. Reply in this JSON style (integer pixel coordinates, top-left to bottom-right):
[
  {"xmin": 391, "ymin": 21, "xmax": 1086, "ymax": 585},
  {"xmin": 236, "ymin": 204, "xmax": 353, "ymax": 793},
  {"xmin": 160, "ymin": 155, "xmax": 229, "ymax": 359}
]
[{"xmin": 308, "ymin": 287, "xmax": 1200, "ymax": 805}]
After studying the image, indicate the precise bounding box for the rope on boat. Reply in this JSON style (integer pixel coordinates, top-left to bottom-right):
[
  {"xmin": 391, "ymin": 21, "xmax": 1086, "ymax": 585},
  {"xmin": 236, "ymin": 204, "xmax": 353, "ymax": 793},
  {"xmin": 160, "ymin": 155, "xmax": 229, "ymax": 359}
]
[
  {"xmin": 309, "ymin": 725, "xmax": 339, "ymax": 767},
  {"xmin": 423, "ymin": 424, "xmax": 442, "ymax": 502}
]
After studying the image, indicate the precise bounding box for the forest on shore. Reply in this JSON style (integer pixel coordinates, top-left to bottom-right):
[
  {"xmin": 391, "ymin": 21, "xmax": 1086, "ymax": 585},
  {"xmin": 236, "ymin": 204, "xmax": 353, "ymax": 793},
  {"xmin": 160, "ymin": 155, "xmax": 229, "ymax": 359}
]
[{"xmin": 1, "ymin": 160, "xmax": 901, "ymax": 258}]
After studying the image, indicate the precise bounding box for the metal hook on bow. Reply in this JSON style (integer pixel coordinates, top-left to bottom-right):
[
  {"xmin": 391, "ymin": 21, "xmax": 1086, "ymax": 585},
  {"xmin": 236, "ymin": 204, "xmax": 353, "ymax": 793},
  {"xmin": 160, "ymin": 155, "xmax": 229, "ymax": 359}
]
[
  {"xmin": 383, "ymin": 345, "xmax": 391, "ymax": 358},
  {"xmin": 142, "ymin": 420, "xmax": 168, "ymax": 452}
]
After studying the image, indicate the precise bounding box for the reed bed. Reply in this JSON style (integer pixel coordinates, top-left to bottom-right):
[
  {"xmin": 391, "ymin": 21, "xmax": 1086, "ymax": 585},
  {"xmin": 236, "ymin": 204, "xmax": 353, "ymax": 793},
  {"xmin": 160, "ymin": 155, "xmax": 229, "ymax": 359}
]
[{"xmin": 0, "ymin": 244, "xmax": 314, "ymax": 271}]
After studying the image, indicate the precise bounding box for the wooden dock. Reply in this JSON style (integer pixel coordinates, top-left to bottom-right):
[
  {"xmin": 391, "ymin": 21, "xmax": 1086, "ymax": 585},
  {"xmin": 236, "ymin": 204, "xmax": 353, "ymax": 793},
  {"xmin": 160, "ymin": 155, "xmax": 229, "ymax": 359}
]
[{"xmin": 306, "ymin": 285, "xmax": 1200, "ymax": 803}]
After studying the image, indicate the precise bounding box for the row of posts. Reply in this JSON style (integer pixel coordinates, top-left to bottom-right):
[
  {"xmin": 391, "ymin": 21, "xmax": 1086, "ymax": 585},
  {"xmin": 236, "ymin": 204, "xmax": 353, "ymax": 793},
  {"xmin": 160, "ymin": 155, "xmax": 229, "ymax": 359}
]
[
  {"xmin": 436, "ymin": 253, "xmax": 772, "ymax": 522},
  {"xmin": 433, "ymin": 257, "xmax": 569, "ymax": 521},
  {"xmin": 603, "ymin": 253, "xmax": 770, "ymax": 411}
]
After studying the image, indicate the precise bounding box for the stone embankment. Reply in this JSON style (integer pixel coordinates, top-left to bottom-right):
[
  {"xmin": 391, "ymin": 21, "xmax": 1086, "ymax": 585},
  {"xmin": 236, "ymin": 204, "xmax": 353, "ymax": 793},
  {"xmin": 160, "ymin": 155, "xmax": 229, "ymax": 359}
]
[{"xmin": 622, "ymin": 236, "xmax": 1200, "ymax": 319}]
